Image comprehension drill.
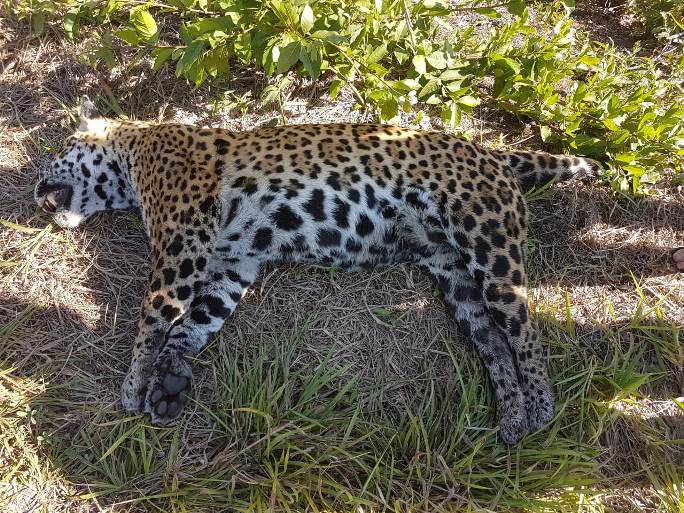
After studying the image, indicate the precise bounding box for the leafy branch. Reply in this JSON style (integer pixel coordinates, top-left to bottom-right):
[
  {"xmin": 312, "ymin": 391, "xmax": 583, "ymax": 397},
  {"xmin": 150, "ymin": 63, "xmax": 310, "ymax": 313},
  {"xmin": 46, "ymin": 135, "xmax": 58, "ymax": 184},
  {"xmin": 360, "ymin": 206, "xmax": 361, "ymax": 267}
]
[{"xmin": 5, "ymin": 0, "xmax": 683, "ymax": 194}]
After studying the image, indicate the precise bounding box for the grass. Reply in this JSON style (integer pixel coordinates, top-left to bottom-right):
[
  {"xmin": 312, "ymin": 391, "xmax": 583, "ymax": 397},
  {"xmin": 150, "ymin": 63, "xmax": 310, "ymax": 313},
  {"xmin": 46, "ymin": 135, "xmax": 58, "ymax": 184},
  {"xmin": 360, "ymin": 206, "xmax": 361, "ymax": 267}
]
[
  {"xmin": 1, "ymin": 293, "xmax": 682, "ymax": 512},
  {"xmin": 1, "ymin": 1, "xmax": 684, "ymax": 511}
]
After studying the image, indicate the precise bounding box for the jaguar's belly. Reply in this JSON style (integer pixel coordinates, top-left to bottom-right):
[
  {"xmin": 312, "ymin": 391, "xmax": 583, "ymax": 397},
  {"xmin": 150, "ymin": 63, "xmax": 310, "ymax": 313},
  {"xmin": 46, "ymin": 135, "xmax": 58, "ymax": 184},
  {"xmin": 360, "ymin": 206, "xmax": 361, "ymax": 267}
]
[
  {"xmin": 270, "ymin": 226, "xmax": 430, "ymax": 270},
  {"xmin": 216, "ymin": 186, "xmax": 449, "ymax": 271}
]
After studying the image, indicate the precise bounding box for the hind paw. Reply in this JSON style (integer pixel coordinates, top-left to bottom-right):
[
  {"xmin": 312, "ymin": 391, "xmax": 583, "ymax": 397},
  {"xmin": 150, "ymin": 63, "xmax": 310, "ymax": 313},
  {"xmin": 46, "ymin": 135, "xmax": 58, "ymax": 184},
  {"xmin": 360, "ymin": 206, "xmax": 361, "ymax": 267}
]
[
  {"xmin": 497, "ymin": 391, "xmax": 529, "ymax": 444},
  {"xmin": 524, "ymin": 379, "xmax": 555, "ymax": 431}
]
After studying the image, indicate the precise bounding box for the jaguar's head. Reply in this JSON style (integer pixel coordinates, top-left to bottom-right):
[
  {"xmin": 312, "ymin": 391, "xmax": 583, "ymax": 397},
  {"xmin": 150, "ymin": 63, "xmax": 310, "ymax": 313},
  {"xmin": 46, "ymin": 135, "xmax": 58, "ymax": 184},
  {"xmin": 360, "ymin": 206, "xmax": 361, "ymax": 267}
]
[{"xmin": 35, "ymin": 97, "xmax": 138, "ymax": 228}]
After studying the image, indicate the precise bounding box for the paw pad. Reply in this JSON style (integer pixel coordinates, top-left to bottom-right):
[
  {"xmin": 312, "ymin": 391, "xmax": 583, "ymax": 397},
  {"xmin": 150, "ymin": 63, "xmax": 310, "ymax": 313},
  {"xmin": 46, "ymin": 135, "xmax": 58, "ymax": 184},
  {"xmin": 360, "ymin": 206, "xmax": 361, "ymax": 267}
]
[{"xmin": 144, "ymin": 353, "xmax": 192, "ymax": 425}]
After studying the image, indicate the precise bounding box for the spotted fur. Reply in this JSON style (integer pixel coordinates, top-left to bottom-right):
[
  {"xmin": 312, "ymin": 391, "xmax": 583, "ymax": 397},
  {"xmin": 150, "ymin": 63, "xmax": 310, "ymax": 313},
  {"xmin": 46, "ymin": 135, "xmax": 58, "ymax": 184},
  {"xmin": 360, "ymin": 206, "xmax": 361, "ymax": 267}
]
[{"xmin": 35, "ymin": 102, "xmax": 600, "ymax": 443}]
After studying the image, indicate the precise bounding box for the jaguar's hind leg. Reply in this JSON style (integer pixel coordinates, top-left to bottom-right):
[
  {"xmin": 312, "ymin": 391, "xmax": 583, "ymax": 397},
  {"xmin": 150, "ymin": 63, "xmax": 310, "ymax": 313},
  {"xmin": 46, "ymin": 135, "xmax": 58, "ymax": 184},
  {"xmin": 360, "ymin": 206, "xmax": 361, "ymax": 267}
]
[{"xmin": 421, "ymin": 249, "xmax": 528, "ymax": 443}]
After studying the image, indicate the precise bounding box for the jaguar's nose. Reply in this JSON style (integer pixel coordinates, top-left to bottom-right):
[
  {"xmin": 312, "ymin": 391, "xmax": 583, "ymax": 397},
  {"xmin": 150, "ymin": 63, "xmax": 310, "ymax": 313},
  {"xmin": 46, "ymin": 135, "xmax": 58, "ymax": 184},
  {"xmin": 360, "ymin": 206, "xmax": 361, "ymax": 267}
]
[{"xmin": 36, "ymin": 182, "xmax": 73, "ymax": 214}]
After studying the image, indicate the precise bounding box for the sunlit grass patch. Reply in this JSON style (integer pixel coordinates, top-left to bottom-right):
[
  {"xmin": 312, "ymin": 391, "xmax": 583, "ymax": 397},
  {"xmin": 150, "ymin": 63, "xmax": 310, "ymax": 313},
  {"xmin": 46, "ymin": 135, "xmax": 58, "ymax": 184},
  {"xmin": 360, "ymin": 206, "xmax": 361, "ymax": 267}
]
[{"xmin": 1, "ymin": 284, "xmax": 680, "ymax": 512}]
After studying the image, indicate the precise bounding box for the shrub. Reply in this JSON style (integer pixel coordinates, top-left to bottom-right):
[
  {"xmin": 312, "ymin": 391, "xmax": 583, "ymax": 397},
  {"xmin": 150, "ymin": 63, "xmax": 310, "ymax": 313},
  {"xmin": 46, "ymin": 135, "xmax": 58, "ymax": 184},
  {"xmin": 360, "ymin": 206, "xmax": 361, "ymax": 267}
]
[
  {"xmin": 628, "ymin": 0, "xmax": 684, "ymax": 43},
  {"xmin": 5, "ymin": 0, "xmax": 684, "ymax": 194}
]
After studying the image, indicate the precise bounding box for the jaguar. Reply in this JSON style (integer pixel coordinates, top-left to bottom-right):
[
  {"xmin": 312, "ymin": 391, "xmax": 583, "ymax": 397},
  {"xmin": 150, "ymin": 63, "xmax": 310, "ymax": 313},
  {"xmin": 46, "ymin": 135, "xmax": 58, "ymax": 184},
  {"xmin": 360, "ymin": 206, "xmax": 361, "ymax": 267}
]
[{"xmin": 35, "ymin": 97, "xmax": 599, "ymax": 443}]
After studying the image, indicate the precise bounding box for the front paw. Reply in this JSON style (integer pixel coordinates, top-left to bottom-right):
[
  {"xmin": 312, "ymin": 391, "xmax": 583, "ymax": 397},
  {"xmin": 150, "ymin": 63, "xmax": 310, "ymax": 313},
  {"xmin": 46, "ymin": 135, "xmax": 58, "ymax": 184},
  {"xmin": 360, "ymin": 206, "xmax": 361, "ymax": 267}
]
[
  {"xmin": 121, "ymin": 369, "xmax": 148, "ymax": 413},
  {"xmin": 144, "ymin": 352, "xmax": 192, "ymax": 425}
]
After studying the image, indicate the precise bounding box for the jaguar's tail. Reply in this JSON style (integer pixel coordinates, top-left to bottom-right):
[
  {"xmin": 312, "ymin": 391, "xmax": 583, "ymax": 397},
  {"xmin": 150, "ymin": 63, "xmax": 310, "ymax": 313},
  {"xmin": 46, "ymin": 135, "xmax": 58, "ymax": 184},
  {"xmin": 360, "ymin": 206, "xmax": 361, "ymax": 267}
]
[{"xmin": 493, "ymin": 149, "xmax": 602, "ymax": 190}]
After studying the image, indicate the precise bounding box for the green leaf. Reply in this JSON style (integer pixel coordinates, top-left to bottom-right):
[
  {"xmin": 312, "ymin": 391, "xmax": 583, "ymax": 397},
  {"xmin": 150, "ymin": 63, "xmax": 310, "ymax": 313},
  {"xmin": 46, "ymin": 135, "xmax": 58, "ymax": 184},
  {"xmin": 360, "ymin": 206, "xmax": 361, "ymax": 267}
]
[
  {"xmin": 32, "ymin": 12, "xmax": 45, "ymax": 35},
  {"xmin": 234, "ymin": 33, "xmax": 252, "ymax": 64},
  {"xmin": 441, "ymin": 101, "xmax": 461, "ymax": 127},
  {"xmin": 394, "ymin": 49, "xmax": 410, "ymax": 65},
  {"xmin": 539, "ymin": 125, "xmax": 554, "ymax": 142},
  {"xmin": 494, "ymin": 57, "xmax": 521, "ymax": 75},
  {"xmin": 329, "ymin": 79, "xmax": 343, "ymax": 100},
  {"xmin": 130, "ymin": 6, "xmax": 158, "ymax": 42},
  {"xmin": 506, "ymin": 0, "xmax": 526, "ymax": 17},
  {"xmin": 91, "ymin": 44, "xmax": 116, "ymax": 68},
  {"xmin": 380, "ymin": 97, "xmax": 399, "ymax": 120},
  {"xmin": 474, "ymin": 7, "xmax": 501, "ymax": 18},
  {"xmin": 261, "ymin": 85, "xmax": 281, "ymax": 107},
  {"xmin": 205, "ymin": 47, "xmax": 230, "ymax": 77},
  {"xmin": 439, "ymin": 69, "xmax": 465, "ymax": 82},
  {"xmin": 418, "ymin": 78, "xmax": 439, "ymax": 100},
  {"xmin": 412, "ymin": 54, "xmax": 426, "ymax": 75},
  {"xmin": 456, "ymin": 95, "xmax": 480, "ymax": 107},
  {"xmin": 366, "ymin": 43, "xmax": 388, "ymax": 65},
  {"xmin": 578, "ymin": 55, "xmax": 600, "ymax": 67},
  {"xmin": 300, "ymin": 4, "xmax": 314, "ymax": 33},
  {"xmin": 622, "ymin": 164, "xmax": 644, "ymax": 174},
  {"xmin": 115, "ymin": 28, "xmax": 139, "ymax": 45},
  {"xmin": 152, "ymin": 47, "xmax": 174, "ymax": 72},
  {"xmin": 311, "ymin": 30, "xmax": 346, "ymax": 44},
  {"xmin": 615, "ymin": 153, "xmax": 637, "ymax": 164},
  {"xmin": 426, "ymin": 51, "xmax": 447, "ymax": 70},
  {"xmin": 178, "ymin": 40, "xmax": 205, "ymax": 75},
  {"xmin": 492, "ymin": 75, "xmax": 507, "ymax": 97},
  {"xmin": 560, "ymin": 0, "xmax": 575, "ymax": 15},
  {"xmin": 299, "ymin": 42, "xmax": 322, "ymax": 80},
  {"xmin": 276, "ymin": 41, "xmax": 301, "ymax": 74},
  {"xmin": 63, "ymin": 11, "xmax": 79, "ymax": 40}
]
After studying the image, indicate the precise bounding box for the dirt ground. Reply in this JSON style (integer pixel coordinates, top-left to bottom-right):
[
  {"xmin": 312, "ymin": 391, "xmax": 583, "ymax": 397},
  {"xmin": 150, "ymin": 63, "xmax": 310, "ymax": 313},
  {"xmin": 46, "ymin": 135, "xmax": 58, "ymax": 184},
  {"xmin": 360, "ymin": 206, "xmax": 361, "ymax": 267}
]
[{"xmin": 1, "ymin": 2, "xmax": 683, "ymax": 512}]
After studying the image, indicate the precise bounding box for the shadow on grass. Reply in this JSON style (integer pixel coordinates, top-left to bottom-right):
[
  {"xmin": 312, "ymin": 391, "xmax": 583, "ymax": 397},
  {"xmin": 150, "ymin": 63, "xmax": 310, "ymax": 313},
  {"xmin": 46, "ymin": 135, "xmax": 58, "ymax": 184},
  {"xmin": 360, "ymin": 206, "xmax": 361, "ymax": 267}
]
[
  {"xmin": 527, "ymin": 186, "xmax": 684, "ymax": 287},
  {"xmin": 1, "ymin": 280, "xmax": 683, "ymax": 512}
]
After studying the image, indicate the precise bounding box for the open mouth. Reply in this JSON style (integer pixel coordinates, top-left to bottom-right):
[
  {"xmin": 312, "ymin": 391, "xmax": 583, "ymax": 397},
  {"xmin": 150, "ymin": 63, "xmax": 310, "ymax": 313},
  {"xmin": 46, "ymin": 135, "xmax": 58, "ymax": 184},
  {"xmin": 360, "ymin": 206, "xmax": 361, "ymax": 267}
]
[
  {"xmin": 35, "ymin": 182, "xmax": 73, "ymax": 214},
  {"xmin": 42, "ymin": 195, "xmax": 58, "ymax": 213}
]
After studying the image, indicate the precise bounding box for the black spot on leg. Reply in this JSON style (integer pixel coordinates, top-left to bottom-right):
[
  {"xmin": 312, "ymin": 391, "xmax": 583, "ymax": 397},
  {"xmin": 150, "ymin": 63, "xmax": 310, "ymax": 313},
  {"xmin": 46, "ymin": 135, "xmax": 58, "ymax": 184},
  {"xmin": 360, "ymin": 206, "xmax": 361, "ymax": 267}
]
[
  {"xmin": 167, "ymin": 235, "xmax": 184, "ymax": 256},
  {"xmin": 463, "ymin": 215, "xmax": 476, "ymax": 232},
  {"xmin": 191, "ymin": 309, "xmax": 211, "ymax": 324},
  {"xmin": 94, "ymin": 185, "xmax": 107, "ymax": 199},
  {"xmin": 405, "ymin": 192, "xmax": 427, "ymax": 209},
  {"xmin": 365, "ymin": 184, "xmax": 376, "ymax": 209},
  {"xmin": 492, "ymin": 255, "xmax": 510, "ymax": 277},
  {"xmin": 161, "ymin": 305, "xmax": 180, "ymax": 322},
  {"xmin": 162, "ymin": 268, "xmax": 176, "ymax": 285},
  {"xmin": 195, "ymin": 257, "xmax": 206, "ymax": 272},
  {"xmin": 509, "ymin": 317, "xmax": 521, "ymax": 337},
  {"xmin": 225, "ymin": 269, "xmax": 251, "ymax": 287},
  {"xmin": 252, "ymin": 227, "xmax": 273, "ymax": 250},
  {"xmin": 427, "ymin": 231, "xmax": 447, "ymax": 244},
  {"xmin": 346, "ymin": 238, "xmax": 362, "ymax": 252},
  {"xmin": 355, "ymin": 214, "xmax": 374, "ymax": 237},
  {"xmin": 271, "ymin": 204, "xmax": 303, "ymax": 230},
  {"xmin": 303, "ymin": 189, "xmax": 327, "ymax": 221},
  {"xmin": 199, "ymin": 197, "xmax": 215, "ymax": 215},
  {"xmin": 317, "ymin": 228, "xmax": 341, "ymax": 247},
  {"xmin": 176, "ymin": 285, "xmax": 192, "ymax": 300},
  {"xmin": 179, "ymin": 259, "xmax": 194, "ymax": 279},
  {"xmin": 333, "ymin": 198, "xmax": 350, "ymax": 228},
  {"xmin": 202, "ymin": 295, "xmax": 232, "ymax": 318},
  {"xmin": 509, "ymin": 244, "xmax": 521, "ymax": 263},
  {"xmin": 490, "ymin": 307, "xmax": 507, "ymax": 328}
]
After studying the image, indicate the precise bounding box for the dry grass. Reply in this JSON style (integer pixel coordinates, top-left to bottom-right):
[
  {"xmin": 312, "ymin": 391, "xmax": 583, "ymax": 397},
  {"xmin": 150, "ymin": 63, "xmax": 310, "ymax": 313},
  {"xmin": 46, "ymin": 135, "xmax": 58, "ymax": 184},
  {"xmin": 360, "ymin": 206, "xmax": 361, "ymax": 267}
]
[{"xmin": 1, "ymin": 5, "xmax": 684, "ymax": 513}]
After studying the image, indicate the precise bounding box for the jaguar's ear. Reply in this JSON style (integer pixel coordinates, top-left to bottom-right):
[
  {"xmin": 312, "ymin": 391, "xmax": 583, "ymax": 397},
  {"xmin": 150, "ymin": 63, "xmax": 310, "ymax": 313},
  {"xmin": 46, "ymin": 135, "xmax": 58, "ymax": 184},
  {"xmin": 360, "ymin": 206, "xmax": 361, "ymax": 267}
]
[{"xmin": 78, "ymin": 95, "xmax": 107, "ymax": 133}]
